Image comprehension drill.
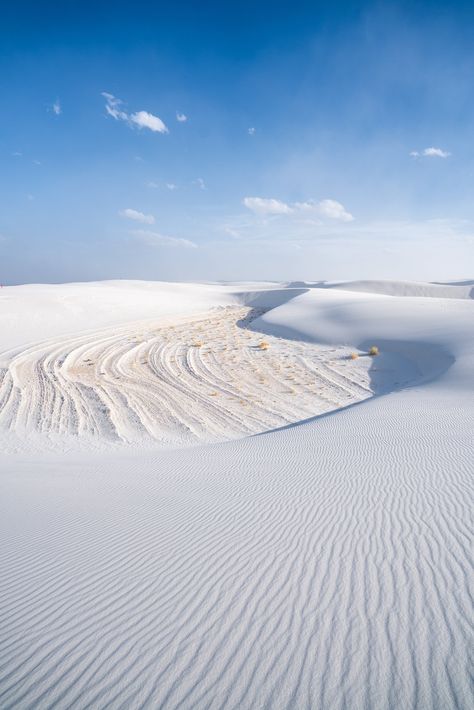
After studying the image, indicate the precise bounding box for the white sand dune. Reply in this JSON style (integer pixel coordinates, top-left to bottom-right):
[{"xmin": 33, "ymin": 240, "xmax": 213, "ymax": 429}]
[
  {"xmin": 0, "ymin": 279, "xmax": 472, "ymax": 708},
  {"xmin": 287, "ymin": 278, "xmax": 474, "ymax": 299}
]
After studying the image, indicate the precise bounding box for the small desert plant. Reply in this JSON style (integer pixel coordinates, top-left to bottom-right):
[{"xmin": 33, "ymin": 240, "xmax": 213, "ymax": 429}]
[
  {"xmin": 193, "ymin": 341, "xmax": 203, "ymax": 348},
  {"xmin": 258, "ymin": 341, "xmax": 270, "ymax": 350},
  {"xmin": 368, "ymin": 345, "xmax": 379, "ymax": 356},
  {"xmin": 350, "ymin": 352, "xmax": 359, "ymax": 360}
]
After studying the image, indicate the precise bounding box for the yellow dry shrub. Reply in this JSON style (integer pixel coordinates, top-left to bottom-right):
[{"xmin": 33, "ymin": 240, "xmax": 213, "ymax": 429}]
[
  {"xmin": 369, "ymin": 345, "xmax": 379, "ymax": 356},
  {"xmin": 258, "ymin": 341, "xmax": 270, "ymax": 350},
  {"xmin": 350, "ymin": 352, "xmax": 359, "ymax": 360}
]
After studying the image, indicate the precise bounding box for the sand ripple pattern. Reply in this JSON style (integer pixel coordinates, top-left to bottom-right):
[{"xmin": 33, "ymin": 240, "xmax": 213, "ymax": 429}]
[
  {"xmin": 0, "ymin": 307, "xmax": 374, "ymax": 451},
  {"xmin": 0, "ymin": 387, "xmax": 472, "ymax": 709}
]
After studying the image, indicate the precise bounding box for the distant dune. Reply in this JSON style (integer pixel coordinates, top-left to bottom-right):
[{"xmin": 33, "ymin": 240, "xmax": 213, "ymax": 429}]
[
  {"xmin": 0, "ymin": 279, "xmax": 472, "ymax": 708},
  {"xmin": 286, "ymin": 278, "xmax": 474, "ymax": 298}
]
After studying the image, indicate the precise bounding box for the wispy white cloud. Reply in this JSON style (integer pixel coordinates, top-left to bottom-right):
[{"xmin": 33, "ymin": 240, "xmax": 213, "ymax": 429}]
[
  {"xmin": 102, "ymin": 92, "xmax": 128, "ymax": 121},
  {"xmin": 318, "ymin": 199, "xmax": 354, "ymax": 222},
  {"xmin": 176, "ymin": 112, "xmax": 187, "ymax": 122},
  {"xmin": 194, "ymin": 177, "xmax": 206, "ymax": 190},
  {"xmin": 129, "ymin": 110, "xmax": 168, "ymax": 133},
  {"xmin": 248, "ymin": 127, "xmax": 256, "ymax": 136},
  {"xmin": 132, "ymin": 229, "xmax": 197, "ymax": 249},
  {"xmin": 146, "ymin": 181, "xmax": 178, "ymax": 190},
  {"xmin": 243, "ymin": 197, "xmax": 293, "ymax": 215},
  {"xmin": 52, "ymin": 99, "xmax": 61, "ymax": 115},
  {"xmin": 223, "ymin": 226, "xmax": 241, "ymax": 239},
  {"xmin": 243, "ymin": 196, "xmax": 353, "ymax": 221},
  {"xmin": 423, "ymin": 147, "xmax": 451, "ymax": 158},
  {"xmin": 102, "ymin": 92, "xmax": 168, "ymax": 134},
  {"xmin": 410, "ymin": 146, "xmax": 451, "ymax": 158},
  {"xmin": 119, "ymin": 208, "xmax": 155, "ymax": 224}
]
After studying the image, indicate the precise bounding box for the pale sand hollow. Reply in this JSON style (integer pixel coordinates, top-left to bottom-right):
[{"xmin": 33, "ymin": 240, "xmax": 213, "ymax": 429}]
[{"xmin": 0, "ymin": 279, "xmax": 472, "ymax": 709}]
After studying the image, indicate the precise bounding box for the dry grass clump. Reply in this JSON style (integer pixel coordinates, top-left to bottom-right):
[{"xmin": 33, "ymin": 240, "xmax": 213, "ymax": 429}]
[
  {"xmin": 349, "ymin": 352, "xmax": 359, "ymax": 360},
  {"xmin": 193, "ymin": 341, "xmax": 203, "ymax": 348},
  {"xmin": 258, "ymin": 341, "xmax": 270, "ymax": 350},
  {"xmin": 368, "ymin": 345, "xmax": 379, "ymax": 356}
]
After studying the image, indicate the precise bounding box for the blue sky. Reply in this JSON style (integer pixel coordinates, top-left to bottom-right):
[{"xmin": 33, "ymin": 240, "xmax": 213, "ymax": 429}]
[{"xmin": 1, "ymin": 0, "xmax": 474, "ymax": 284}]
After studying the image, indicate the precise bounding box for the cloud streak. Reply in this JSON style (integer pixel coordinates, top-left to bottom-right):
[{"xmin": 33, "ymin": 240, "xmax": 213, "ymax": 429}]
[
  {"xmin": 243, "ymin": 197, "xmax": 293, "ymax": 215},
  {"xmin": 119, "ymin": 208, "xmax": 155, "ymax": 224},
  {"xmin": 102, "ymin": 93, "xmax": 168, "ymax": 134},
  {"xmin": 243, "ymin": 196, "xmax": 354, "ymax": 221},
  {"xmin": 410, "ymin": 146, "xmax": 451, "ymax": 158},
  {"xmin": 132, "ymin": 229, "xmax": 197, "ymax": 249},
  {"xmin": 296, "ymin": 198, "xmax": 354, "ymax": 222},
  {"xmin": 130, "ymin": 111, "xmax": 168, "ymax": 133}
]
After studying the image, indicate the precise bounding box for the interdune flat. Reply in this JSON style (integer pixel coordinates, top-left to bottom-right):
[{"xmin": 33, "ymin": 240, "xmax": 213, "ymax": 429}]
[{"xmin": 0, "ymin": 279, "xmax": 472, "ymax": 709}]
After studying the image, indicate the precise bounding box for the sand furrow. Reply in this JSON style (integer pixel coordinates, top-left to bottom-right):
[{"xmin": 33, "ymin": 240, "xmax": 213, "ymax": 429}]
[{"xmin": 0, "ymin": 307, "xmax": 384, "ymax": 451}]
